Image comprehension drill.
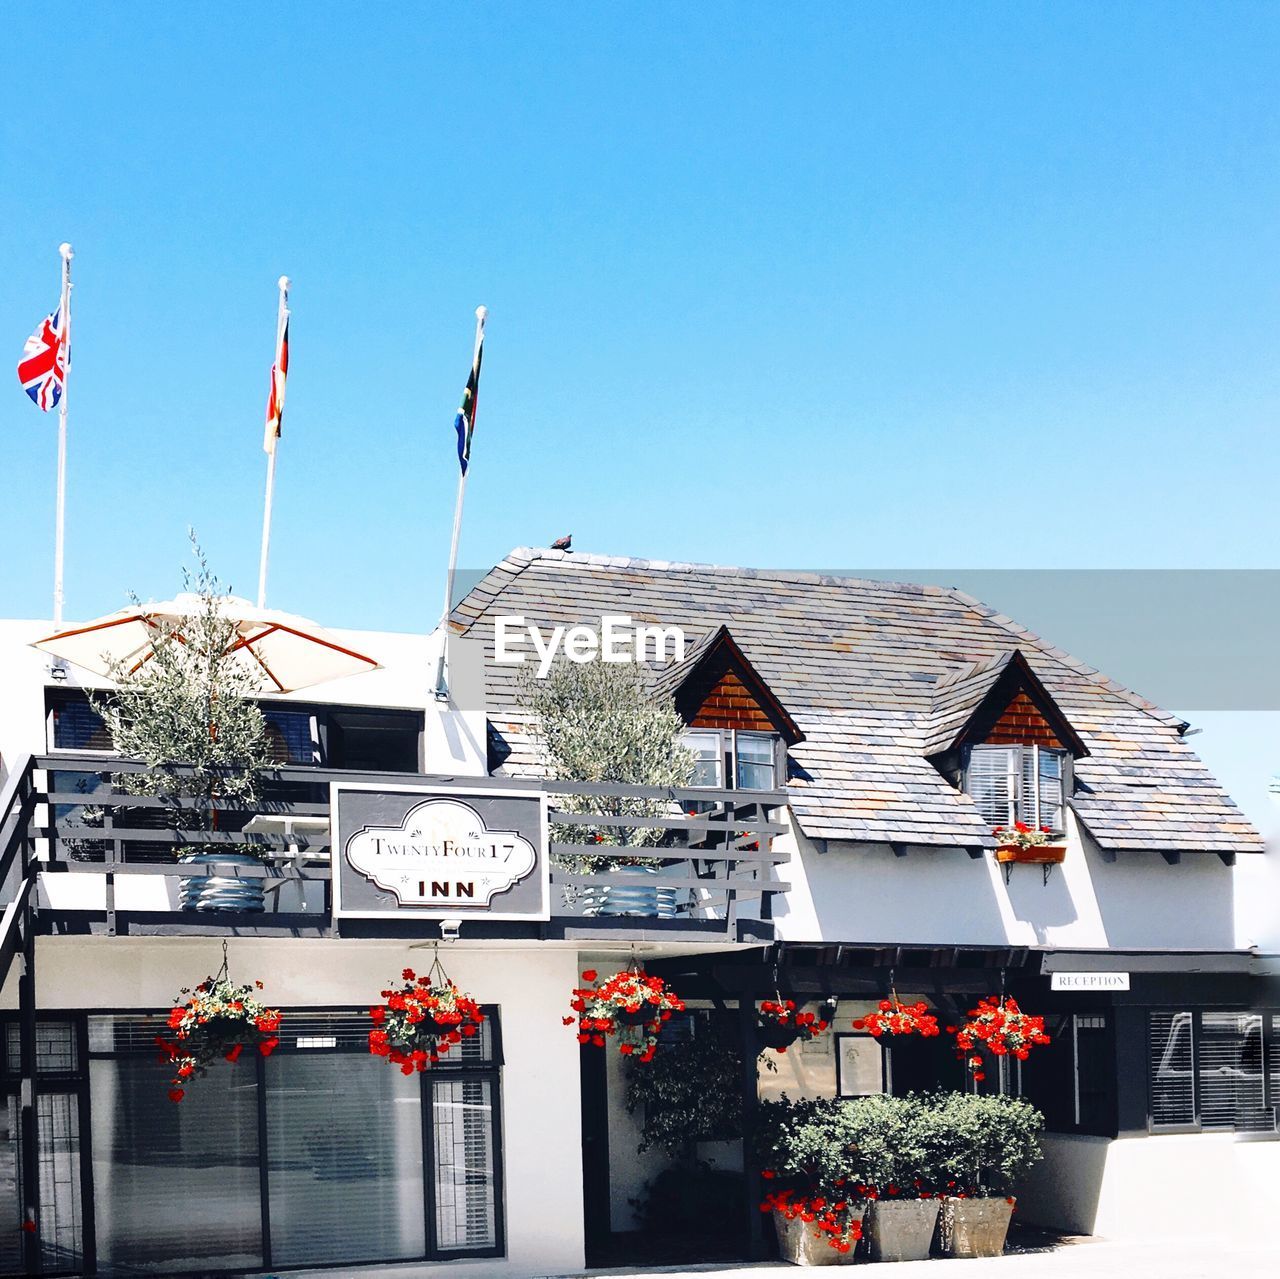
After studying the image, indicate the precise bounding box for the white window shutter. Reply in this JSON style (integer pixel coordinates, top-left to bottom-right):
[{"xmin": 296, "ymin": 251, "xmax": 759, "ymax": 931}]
[{"xmin": 967, "ymin": 746, "xmax": 1018, "ymax": 826}]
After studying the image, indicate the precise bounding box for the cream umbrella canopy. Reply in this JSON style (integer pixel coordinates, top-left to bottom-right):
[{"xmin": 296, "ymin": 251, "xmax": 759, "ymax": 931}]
[{"xmin": 33, "ymin": 594, "xmax": 380, "ymax": 694}]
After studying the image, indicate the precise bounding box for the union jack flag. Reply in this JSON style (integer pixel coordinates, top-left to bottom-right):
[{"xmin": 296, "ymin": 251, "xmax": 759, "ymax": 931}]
[{"xmin": 17, "ymin": 306, "xmax": 67, "ymax": 411}]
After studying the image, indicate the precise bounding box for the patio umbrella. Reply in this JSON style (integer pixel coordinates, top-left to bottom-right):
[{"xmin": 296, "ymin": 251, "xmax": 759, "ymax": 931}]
[{"xmin": 33, "ymin": 593, "xmax": 381, "ymax": 694}]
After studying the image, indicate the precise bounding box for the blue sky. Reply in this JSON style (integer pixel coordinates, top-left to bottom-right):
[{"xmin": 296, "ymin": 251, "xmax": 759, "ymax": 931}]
[
  {"xmin": 2, "ymin": 6, "xmax": 1278, "ymax": 833},
  {"xmin": 3, "ymin": 4, "xmax": 1277, "ymax": 634}
]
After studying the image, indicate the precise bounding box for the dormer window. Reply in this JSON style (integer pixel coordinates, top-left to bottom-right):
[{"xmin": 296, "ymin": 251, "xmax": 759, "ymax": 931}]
[
  {"xmin": 681, "ymin": 728, "xmax": 780, "ymax": 791},
  {"xmin": 654, "ymin": 624, "xmax": 804, "ymax": 795},
  {"xmin": 966, "ymin": 744, "xmax": 1067, "ymax": 835}
]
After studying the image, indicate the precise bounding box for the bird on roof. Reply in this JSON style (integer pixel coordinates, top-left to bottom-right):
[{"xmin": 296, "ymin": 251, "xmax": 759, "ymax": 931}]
[{"xmin": 550, "ymin": 533, "xmax": 572, "ymax": 551}]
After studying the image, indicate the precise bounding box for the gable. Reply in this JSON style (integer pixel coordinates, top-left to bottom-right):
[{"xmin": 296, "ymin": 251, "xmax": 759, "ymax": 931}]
[
  {"xmin": 977, "ymin": 690, "xmax": 1066, "ymax": 750},
  {"xmin": 682, "ymin": 664, "xmax": 779, "ymax": 733}
]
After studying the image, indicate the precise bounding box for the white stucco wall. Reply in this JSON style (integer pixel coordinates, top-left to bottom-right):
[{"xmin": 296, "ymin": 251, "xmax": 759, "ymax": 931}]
[
  {"xmin": 21, "ymin": 936, "xmax": 586, "ymax": 1279},
  {"xmin": 770, "ymin": 807, "xmax": 1238, "ymax": 951},
  {"xmin": 1018, "ymin": 1131, "xmax": 1280, "ymax": 1242}
]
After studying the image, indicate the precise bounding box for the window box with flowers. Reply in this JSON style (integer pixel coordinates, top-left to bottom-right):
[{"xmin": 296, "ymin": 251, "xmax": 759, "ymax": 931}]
[{"xmin": 993, "ymin": 821, "xmax": 1066, "ymax": 865}]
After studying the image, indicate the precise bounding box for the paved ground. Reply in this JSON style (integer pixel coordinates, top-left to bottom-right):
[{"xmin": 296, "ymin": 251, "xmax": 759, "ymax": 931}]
[{"xmin": 551, "ymin": 1235, "xmax": 1279, "ymax": 1279}]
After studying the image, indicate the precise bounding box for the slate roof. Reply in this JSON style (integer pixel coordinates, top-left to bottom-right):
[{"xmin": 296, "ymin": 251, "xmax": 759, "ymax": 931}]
[{"xmin": 452, "ymin": 549, "xmax": 1264, "ymax": 856}]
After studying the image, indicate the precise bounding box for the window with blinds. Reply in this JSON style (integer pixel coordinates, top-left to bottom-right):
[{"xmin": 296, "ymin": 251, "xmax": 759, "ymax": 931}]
[
  {"xmin": 967, "ymin": 744, "xmax": 1066, "ymax": 833},
  {"xmin": 1148, "ymin": 1010, "xmax": 1277, "ymax": 1134},
  {"xmin": 82, "ymin": 1009, "xmax": 503, "ymax": 1269},
  {"xmin": 432, "ymin": 1078, "xmax": 498, "ymax": 1252}
]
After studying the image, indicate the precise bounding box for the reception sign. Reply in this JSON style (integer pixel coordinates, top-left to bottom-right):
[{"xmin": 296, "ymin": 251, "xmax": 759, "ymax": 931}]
[{"xmin": 332, "ymin": 783, "xmax": 550, "ymax": 920}]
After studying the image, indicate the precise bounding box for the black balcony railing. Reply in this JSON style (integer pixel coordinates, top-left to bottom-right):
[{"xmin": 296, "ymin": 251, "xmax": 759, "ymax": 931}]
[{"xmin": 0, "ymin": 752, "xmax": 790, "ymax": 944}]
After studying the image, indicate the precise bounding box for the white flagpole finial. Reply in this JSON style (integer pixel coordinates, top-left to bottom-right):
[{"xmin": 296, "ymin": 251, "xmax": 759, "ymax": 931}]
[
  {"xmin": 278, "ymin": 275, "xmax": 291, "ymax": 293},
  {"xmin": 59, "ymin": 242, "xmax": 73, "ymax": 261},
  {"xmin": 476, "ymin": 305, "xmax": 488, "ymax": 324}
]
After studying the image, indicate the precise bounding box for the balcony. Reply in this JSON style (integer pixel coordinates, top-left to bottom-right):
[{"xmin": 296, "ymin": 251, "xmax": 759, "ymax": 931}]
[{"xmin": 0, "ymin": 751, "xmax": 790, "ymax": 951}]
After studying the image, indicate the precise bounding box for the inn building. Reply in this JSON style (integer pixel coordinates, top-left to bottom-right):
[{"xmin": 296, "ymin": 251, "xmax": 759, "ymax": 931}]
[{"xmin": 0, "ymin": 546, "xmax": 1275, "ymax": 1276}]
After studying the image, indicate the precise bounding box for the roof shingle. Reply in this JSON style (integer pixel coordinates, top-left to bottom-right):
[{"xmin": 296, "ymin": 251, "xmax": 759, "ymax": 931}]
[{"xmin": 452, "ymin": 549, "xmax": 1264, "ymax": 856}]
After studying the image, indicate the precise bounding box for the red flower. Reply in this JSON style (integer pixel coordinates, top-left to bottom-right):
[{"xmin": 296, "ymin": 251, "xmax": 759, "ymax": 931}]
[
  {"xmin": 168, "ymin": 1088, "xmax": 185, "ymax": 1103},
  {"xmin": 258, "ymin": 1036, "xmax": 279, "ymax": 1057},
  {"xmin": 224, "ymin": 1043, "xmax": 244, "ymax": 1063},
  {"xmin": 581, "ymin": 969, "xmax": 598, "ymax": 982}
]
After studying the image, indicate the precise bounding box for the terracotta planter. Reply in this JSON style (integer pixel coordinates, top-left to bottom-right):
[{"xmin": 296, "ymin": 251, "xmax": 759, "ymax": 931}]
[
  {"xmin": 936, "ymin": 1195, "xmax": 1014, "ymax": 1258},
  {"xmin": 772, "ymin": 1208, "xmax": 863, "ymax": 1266},
  {"xmin": 995, "ymin": 843, "xmax": 1066, "ymax": 865},
  {"xmin": 863, "ymin": 1198, "xmax": 939, "ymax": 1263}
]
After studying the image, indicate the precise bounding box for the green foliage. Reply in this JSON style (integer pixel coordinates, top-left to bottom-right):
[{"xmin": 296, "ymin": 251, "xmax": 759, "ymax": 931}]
[
  {"xmin": 625, "ymin": 1017, "xmax": 744, "ymax": 1157},
  {"xmin": 925, "ymin": 1091, "xmax": 1044, "ymax": 1195},
  {"xmin": 756, "ymin": 1096, "xmax": 862, "ymax": 1199},
  {"xmin": 516, "ymin": 655, "xmax": 693, "ymax": 872},
  {"xmin": 756, "ymin": 1091, "xmax": 1045, "ymax": 1199},
  {"xmin": 90, "ymin": 537, "xmax": 271, "ymax": 845}
]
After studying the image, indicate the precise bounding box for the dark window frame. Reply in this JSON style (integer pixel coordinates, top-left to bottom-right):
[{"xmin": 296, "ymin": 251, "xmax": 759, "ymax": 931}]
[
  {"xmin": 1, "ymin": 1007, "xmax": 506, "ymax": 1275},
  {"xmin": 1146, "ymin": 1006, "xmax": 1278, "ymax": 1137},
  {"xmin": 43, "ymin": 688, "xmax": 425, "ymax": 774}
]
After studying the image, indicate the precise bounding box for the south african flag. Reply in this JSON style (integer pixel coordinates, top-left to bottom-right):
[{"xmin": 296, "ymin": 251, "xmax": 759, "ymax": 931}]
[{"xmin": 454, "ymin": 323, "xmax": 485, "ymax": 475}]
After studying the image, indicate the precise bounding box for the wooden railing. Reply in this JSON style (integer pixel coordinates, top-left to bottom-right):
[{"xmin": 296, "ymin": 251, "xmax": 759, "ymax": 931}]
[{"xmin": 11, "ymin": 753, "xmax": 790, "ymax": 937}]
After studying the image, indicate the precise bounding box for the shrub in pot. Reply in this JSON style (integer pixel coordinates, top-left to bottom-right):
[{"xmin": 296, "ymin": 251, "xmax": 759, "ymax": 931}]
[
  {"xmin": 841, "ymin": 1093, "xmax": 941, "ymax": 1262},
  {"xmin": 928, "ymin": 1092, "xmax": 1044, "ymax": 1257},
  {"xmin": 756, "ymin": 1097, "xmax": 868, "ymax": 1263}
]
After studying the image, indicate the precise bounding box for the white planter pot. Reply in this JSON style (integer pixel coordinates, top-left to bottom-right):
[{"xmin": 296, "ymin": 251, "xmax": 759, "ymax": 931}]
[
  {"xmin": 772, "ymin": 1208, "xmax": 863, "ymax": 1266},
  {"xmin": 936, "ymin": 1195, "xmax": 1014, "ymax": 1258},
  {"xmin": 863, "ymin": 1198, "xmax": 939, "ymax": 1263}
]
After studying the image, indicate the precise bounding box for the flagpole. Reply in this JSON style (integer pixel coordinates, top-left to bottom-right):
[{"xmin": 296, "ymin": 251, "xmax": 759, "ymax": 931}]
[
  {"xmin": 52, "ymin": 243, "xmax": 73, "ymax": 626},
  {"xmin": 257, "ymin": 276, "xmax": 290, "ymax": 609},
  {"xmin": 434, "ymin": 305, "xmax": 487, "ymax": 699}
]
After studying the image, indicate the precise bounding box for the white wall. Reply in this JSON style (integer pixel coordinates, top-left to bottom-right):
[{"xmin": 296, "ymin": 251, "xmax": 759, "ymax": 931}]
[
  {"xmin": 771, "ymin": 807, "xmax": 1238, "ymax": 951},
  {"xmin": 1018, "ymin": 1131, "xmax": 1280, "ymax": 1242},
  {"xmin": 23, "ymin": 936, "xmax": 585, "ymax": 1279}
]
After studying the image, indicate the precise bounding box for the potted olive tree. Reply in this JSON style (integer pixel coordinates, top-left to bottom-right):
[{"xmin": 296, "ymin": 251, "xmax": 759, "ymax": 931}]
[
  {"xmin": 517, "ymin": 655, "xmax": 693, "ymax": 917},
  {"xmin": 931, "ymin": 1092, "xmax": 1044, "ymax": 1257},
  {"xmin": 91, "ymin": 546, "xmax": 273, "ymax": 911}
]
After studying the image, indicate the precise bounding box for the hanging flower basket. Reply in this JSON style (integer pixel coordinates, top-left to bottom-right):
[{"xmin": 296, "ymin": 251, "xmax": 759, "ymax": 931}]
[
  {"xmin": 758, "ymin": 999, "xmax": 829, "ymax": 1052},
  {"xmin": 950, "ymin": 996, "xmax": 1050, "ymax": 1083},
  {"xmin": 853, "ymin": 999, "xmax": 941, "ymax": 1038},
  {"xmin": 564, "ymin": 965, "xmax": 685, "ymax": 1061},
  {"xmin": 368, "ymin": 954, "xmax": 485, "ymax": 1074},
  {"xmin": 155, "ymin": 945, "xmax": 281, "ymax": 1103}
]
